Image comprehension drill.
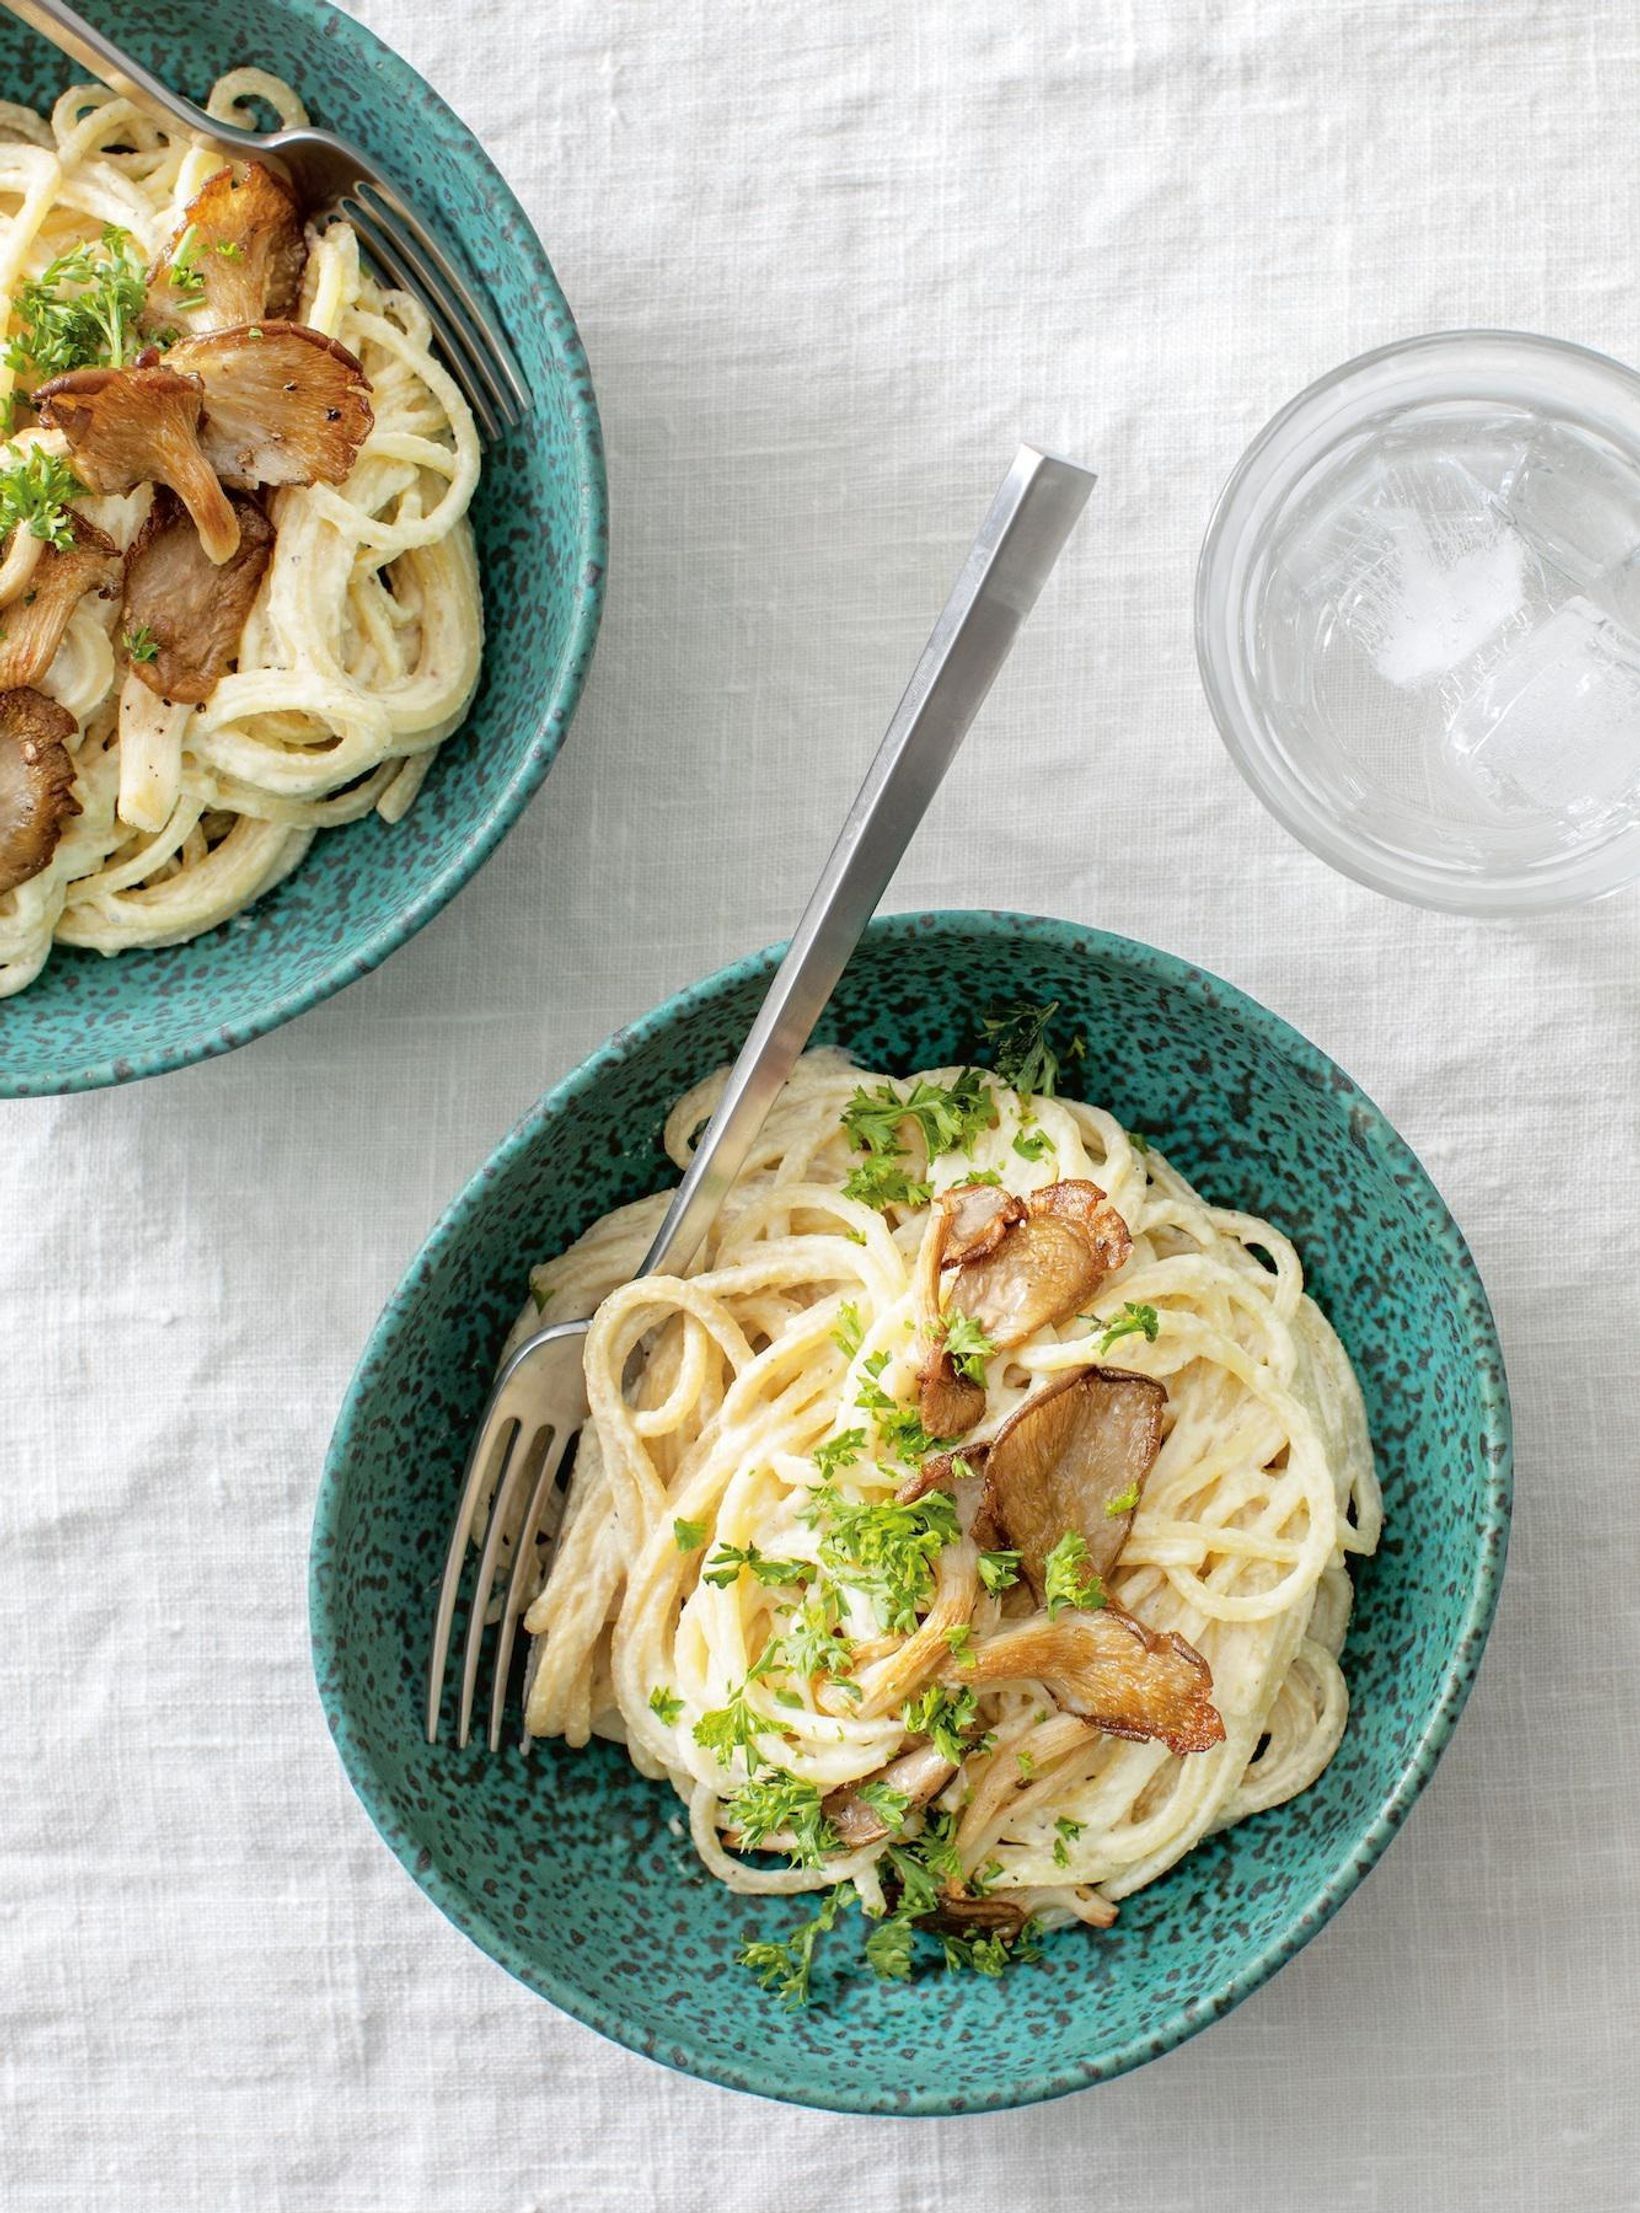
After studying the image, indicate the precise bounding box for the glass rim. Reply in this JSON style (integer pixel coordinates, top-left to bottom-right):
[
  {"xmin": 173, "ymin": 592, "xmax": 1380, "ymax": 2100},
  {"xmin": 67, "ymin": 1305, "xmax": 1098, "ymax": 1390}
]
[{"xmin": 1196, "ymin": 327, "xmax": 1640, "ymax": 916}]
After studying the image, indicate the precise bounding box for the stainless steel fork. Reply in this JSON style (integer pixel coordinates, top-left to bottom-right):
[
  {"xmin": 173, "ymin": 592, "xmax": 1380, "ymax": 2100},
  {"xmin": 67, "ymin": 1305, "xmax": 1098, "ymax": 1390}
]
[
  {"xmin": 428, "ymin": 443, "xmax": 1097, "ymax": 1749},
  {"xmin": 2, "ymin": 0, "xmax": 529, "ymax": 440}
]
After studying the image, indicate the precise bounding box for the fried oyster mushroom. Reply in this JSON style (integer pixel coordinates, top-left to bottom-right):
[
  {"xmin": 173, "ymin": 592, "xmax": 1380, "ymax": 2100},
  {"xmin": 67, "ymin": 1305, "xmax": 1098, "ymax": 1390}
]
[
  {"xmin": 915, "ymin": 1177, "xmax": 1133, "ymax": 1443},
  {"xmin": 149, "ymin": 162, "xmax": 306, "ymax": 330},
  {"xmin": 945, "ymin": 1178, "xmax": 1133, "ymax": 1349},
  {"xmin": 0, "ymin": 686, "xmax": 78, "ymax": 894},
  {"xmin": 983, "ymin": 1365, "xmax": 1168, "ymax": 1597},
  {"xmin": 0, "ymin": 513, "xmax": 119, "ymax": 691},
  {"xmin": 167, "ymin": 323, "xmax": 372, "ymax": 489},
  {"xmin": 122, "ymin": 487, "xmax": 275, "ymax": 704},
  {"xmin": 822, "ymin": 1740, "xmax": 957, "ymax": 1849},
  {"xmin": 34, "ymin": 364, "xmax": 240, "ymax": 564},
  {"xmin": 943, "ymin": 1607, "xmax": 1224, "ymax": 1758}
]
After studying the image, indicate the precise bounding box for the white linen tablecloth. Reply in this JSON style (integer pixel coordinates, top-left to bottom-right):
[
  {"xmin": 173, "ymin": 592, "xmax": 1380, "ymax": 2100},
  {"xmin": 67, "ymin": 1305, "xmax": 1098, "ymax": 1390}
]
[{"xmin": 6, "ymin": 1, "xmax": 1640, "ymax": 2204}]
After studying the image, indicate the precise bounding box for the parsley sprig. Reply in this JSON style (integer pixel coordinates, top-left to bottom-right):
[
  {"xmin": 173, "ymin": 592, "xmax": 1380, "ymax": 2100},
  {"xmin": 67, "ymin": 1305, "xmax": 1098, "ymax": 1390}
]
[
  {"xmin": 726, "ymin": 1773, "xmax": 837, "ymax": 1869},
  {"xmin": 841, "ymin": 1070, "xmax": 996, "ymax": 1161},
  {"xmin": 5, "ymin": 225, "xmax": 148, "ymax": 388},
  {"xmin": 1043, "ymin": 1531, "xmax": 1107, "ymax": 1619},
  {"xmin": 0, "ymin": 447, "xmax": 83, "ymax": 551},
  {"xmin": 841, "ymin": 1157, "xmax": 931, "ymax": 1212},
  {"xmin": 810, "ymin": 1481, "xmax": 960, "ymax": 1632},
  {"xmin": 1084, "ymin": 1299, "xmax": 1161, "ymax": 1355},
  {"xmin": 976, "ymin": 1548, "xmax": 1022, "ymax": 1595},
  {"xmin": 978, "ymin": 1001, "xmax": 1084, "ymax": 1102},
  {"xmin": 901, "ymin": 1684, "xmax": 979, "ymax": 1763},
  {"xmin": 939, "ymin": 1312, "xmax": 997, "ymax": 1385},
  {"xmin": 737, "ymin": 1884, "xmax": 851, "ymax": 2008},
  {"xmin": 703, "ymin": 1542, "xmax": 808, "ymax": 1590}
]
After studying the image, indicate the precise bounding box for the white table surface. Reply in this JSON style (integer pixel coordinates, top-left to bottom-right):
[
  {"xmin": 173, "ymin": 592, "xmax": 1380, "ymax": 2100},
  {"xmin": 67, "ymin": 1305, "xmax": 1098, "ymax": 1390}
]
[{"xmin": 7, "ymin": 1, "xmax": 1640, "ymax": 2205}]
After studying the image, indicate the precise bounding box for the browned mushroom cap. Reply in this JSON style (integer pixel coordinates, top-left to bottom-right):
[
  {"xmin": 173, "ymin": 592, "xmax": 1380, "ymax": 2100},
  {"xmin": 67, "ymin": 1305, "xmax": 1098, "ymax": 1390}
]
[
  {"xmin": 34, "ymin": 366, "xmax": 239, "ymax": 564},
  {"xmin": 945, "ymin": 1607, "xmax": 1224, "ymax": 1757},
  {"xmin": 122, "ymin": 486, "xmax": 274, "ymax": 705},
  {"xmin": 915, "ymin": 1892, "xmax": 1032, "ymax": 1941},
  {"xmin": 983, "ymin": 1366, "xmax": 1167, "ymax": 1601},
  {"xmin": 0, "ymin": 686, "xmax": 78, "ymax": 893},
  {"xmin": 937, "ymin": 1181, "xmax": 1026, "ymax": 1267},
  {"xmin": 166, "ymin": 323, "xmax": 372, "ymax": 489},
  {"xmin": 946, "ymin": 1179, "xmax": 1133, "ymax": 1350},
  {"xmin": 822, "ymin": 1740, "xmax": 957, "ymax": 1849},
  {"xmin": 917, "ymin": 1350, "xmax": 986, "ymax": 1442},
  {"xmin": 150, "ymin": 163, "xmax": 306, "ymax": 329},
  {"xmin": 0, "ymin": 514, "xmax": 119, "ymax": 691}
]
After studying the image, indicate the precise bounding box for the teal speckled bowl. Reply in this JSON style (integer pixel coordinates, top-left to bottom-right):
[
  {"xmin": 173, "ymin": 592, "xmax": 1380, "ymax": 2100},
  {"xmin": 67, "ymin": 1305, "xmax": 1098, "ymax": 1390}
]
[
  {"xmin": 0, "ymin": 0, "xmax": 604, "ymax": 1097},
  {"xmin": 312, "ymin": 913, "xmax": 1511, "ymax": 2113}
]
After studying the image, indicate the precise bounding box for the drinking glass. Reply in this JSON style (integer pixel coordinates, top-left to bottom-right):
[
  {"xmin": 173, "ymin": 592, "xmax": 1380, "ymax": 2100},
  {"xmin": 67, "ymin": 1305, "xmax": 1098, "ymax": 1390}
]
[{"xmin": 1197, "ymin": 330, "xmax": 1640, "ymax": 912}]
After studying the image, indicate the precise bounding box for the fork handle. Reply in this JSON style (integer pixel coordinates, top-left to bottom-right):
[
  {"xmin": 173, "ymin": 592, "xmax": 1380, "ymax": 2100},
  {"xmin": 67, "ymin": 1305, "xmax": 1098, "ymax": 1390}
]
[
  {"xmin": 637, "ymin": 443, "xmax": 1095, "ymax": 1282},
  {"xmin": 3, "ymin": 0, "xmax": 255, "ymax": 153}
]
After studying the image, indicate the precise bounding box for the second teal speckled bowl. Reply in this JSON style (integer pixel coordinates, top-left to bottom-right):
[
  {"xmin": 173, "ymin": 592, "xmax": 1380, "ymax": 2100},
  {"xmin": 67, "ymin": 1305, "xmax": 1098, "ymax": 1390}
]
[
  {"xmin": 0, "ymin": 0, "xmax": 604, "ymax": 1097},
  {"xmin": 311, "ymin": 913, "xmax": 1511, "ymax": 2114}
]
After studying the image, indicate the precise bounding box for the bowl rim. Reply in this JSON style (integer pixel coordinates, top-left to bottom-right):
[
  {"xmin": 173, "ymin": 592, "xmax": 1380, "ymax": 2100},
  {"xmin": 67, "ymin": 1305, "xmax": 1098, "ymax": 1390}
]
[
  {"xmin": 1, "ymin": 0, "xmax": 607, "ymax": 1099},
  {"xmin": 310, "ymin": 909, "xmax": 1513, "ymax": 2114}
]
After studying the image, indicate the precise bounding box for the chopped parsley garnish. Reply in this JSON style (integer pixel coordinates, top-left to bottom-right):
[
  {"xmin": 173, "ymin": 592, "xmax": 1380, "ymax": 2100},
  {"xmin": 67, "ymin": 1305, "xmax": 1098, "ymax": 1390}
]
[
  {"xmin": 1011, "ymin": 1127, "xmax": 1054, "ymax": 1163},
  {"xmin": 703, "ymin": 1541, "xmax": 808, "ymax": 1589},
  {"xmin": 851, "ymin": 1353, "xmax": 951, "ymax": 1466},
  {"xmin": 1105, "ymin": 1481, "xmax": 1141, "ymax": 1518},
  {"xmin": 976, "ymin": 1548, "xmax": 1022, "ymax": 1595},
  {"xmin": 841, "ymin": 1157, "xmax": 932, "ymax": 1212},
  {"xmin": 736, "ymin": 1809, "xmax": 1040, "ymax": 2003},
  {"xmin": 857, "ymin": 1779, "xmax": 912, "ymax": 1833},
  {"xmin": 953, "ymin": 1167, "xmax": 1003, "ymax": 1187},
  {"xmin": 647, "ymin": 1684, "xmax": 684, "ymax": 1726},
  {"xmin": 122, "ymin": 623, "xmax": 159, "ymax": 662},
  {"xmin": 811, "ymin": 1428, "xmax": 866, "ymax": 1479},
  {"xmin": 1015, "ymin": 1748, "xmax": 1036, "ymax": 1780},
  {"xmin": 213, "ymin": 238, "xmax": 245, "ymax": 261},
  {"xmin": 164, "ymin": 224, "xmax": 206, "ymax": 303},
  {"xmin": 887, "ymin": 1806, "xmax": 965, "ymax": 1899},
  {"xmin": 854, "ymin": 1348, "xmax": 894, "ymax": 1408},
  {"xmin": 769, "ymin": 1588, "xmax": 857, "ymax": 1682},
  {"xmin": 1043, "ymin": 1531, "xmax": 1106, "ymax": 1619},
  {"xmin": 901, "ymin": 1684, "xmax": 978, "ymax": 1764},
  {"xmin": 942, "ymin": 1623, "xmax": 975, "ymax": 1665},
  {"xmin": 5, "ymin": 225, "xmax": 148, "ymax": 385},
  {"xmin": 862, "ymin": 1913, "xmax": 916, "ymax": 1981},
  {"xmin": 978, "ymin": 1000, "xmax": 1084, "ymax": 1101},
  {"xmin": 841, "ymin": 1070, "xmax": 996, "ymax": 1161},
  {"xmin": 830, "ymin": 1301, "xmax": 864, "ymax": 1357},
  {"xmin": 1085, "ymin": 1300, "xmax": 1161, "ymax": 1355},
  {"xmin": 672, "ymin": 1516, "xmax": 707, "ymax": 1552},
  {"xmin": 0, "ymin": 447, "xmax": 83, "ymax": 552},
  {"xmin": 939, "ymin": 1312, "xmax": 997, "ymax": 1384},
  {"xmin": 693, "ymin": 1678, "xmax": 783, "ymax": 1773},
  {"xmin": 939, "ymin": 1929, "xmax": 1011, "ymax": 1976},
  {"xmin": 727, "ymin": 1774, "xmax": 836, "ymax": 1869},
  {"xmin": 1051, "ymin": 1815, "xmax": 1084, "ymax": 1869},
  {"xmin": 811, "ymin": 1483, "xmax": 960, "ymax": 1630},
  {"xmin": 737, "ymin": 1884, "xmax": 851, "ymax": 2008}
]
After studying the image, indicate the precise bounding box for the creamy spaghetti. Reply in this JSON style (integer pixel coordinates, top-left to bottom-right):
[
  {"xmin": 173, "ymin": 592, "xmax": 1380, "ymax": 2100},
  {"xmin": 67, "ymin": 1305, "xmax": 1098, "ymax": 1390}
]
[
  {"xmin": 0, "ymin": 70, "xmax": 482, "ymax": 996},
  {"xmin": 507, "ymin": 1041, "xmax": 1381, "ymax": 1999}
]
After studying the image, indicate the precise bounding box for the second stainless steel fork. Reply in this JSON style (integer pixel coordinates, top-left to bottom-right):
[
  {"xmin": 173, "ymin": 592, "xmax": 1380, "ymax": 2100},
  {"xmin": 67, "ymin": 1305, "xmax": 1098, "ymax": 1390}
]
[{"xmin": 1, "ymin": 0, "xmax": 530, "ymax": 439}]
